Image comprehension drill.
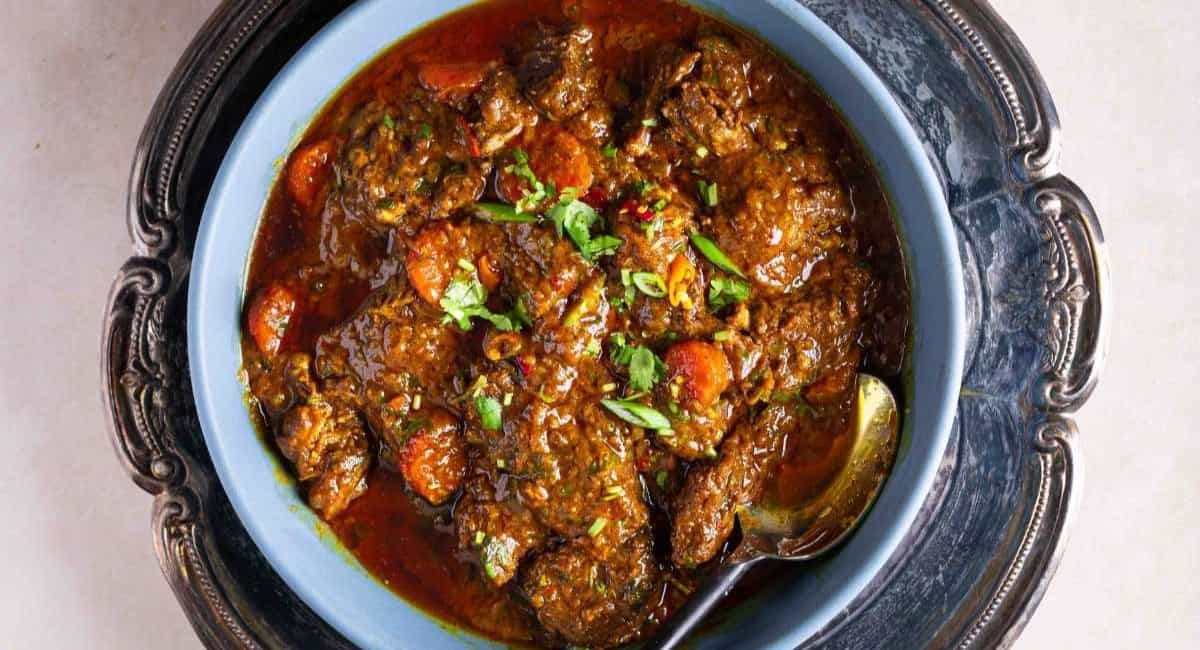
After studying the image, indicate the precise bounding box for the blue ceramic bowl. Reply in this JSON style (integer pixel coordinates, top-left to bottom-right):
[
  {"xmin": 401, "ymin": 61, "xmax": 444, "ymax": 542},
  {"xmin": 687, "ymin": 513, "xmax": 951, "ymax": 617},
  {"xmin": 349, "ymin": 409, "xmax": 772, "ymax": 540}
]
[{"xmin": 189, "ymin": 1, "xmax": 966, "ymax": 647}]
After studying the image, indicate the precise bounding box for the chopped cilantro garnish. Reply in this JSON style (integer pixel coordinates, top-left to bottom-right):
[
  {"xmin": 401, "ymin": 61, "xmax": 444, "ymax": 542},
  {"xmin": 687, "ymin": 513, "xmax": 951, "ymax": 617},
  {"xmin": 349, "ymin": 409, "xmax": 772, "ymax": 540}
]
[
  {"xmin": 628, "ymin": 347, "xmax": 665, "ymax": 392},
  {"xmin": 655, "ymin": 470, "xmax": 669, "ymax": 489},
  {"xmin": 641, "ymin": 117, "xmax": 659, "ymax": 128},
  {"xmin": 375, "ymin": 198, "xmax": 396, "ymax": 210},
  {"xmin": 506, "ymin": 148, "xmax": 549, "ymax": 213},
  {"xmin": 381, "ymin": 113, "xmax": 395, "ymax": 129},
  {"xmin": 547, "ymin": 197, "xmax": 623, "ymax": 262},
  {"xmin": 474, "ymin": 395, "xmax": 502, "ymax": 431},
  {"xmin": 601, "ymin": 142, "xmax": 618, "ymax": 158},
  {"xmin": 713, "ymin": 329, "xmax": 733, "ymax": 342},
  {"xmin": 417, "ymin": 123, "xmax": 433, "ymax": 140},
  {"xmin": 708, "ymin": 276, "xmax": 751, "ymax": 310},
  {"xmin": 695, "ymin": 145, "xmax": 709, "ymax": 159},
  {"xmin": 609, "ymin": 334, "xmax": 666, "ymax": 392},
  {"xmin": 439, "ymin": 273, "xmax": 522, "ymax": 332}
]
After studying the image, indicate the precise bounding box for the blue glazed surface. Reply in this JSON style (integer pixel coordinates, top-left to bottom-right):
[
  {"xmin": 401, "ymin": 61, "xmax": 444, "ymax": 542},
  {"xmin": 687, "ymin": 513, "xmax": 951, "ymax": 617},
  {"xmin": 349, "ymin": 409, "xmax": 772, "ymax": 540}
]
[{"xmin": 188, "ymin": 1, "xmax": 965, "ymax": 648}]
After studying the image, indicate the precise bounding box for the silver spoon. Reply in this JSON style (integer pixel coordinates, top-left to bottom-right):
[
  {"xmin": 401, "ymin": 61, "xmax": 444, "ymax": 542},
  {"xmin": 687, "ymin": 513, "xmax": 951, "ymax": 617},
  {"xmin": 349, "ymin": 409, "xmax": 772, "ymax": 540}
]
[{"xmin": 648, "ymin": 374, "xmax": 900, "ymax": 649}]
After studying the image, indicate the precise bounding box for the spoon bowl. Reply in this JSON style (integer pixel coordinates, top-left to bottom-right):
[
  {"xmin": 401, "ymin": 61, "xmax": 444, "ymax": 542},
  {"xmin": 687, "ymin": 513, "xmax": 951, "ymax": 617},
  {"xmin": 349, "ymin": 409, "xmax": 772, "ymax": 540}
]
[{"xmin": 650, "ymin": 374, "xmax": 901, "ymax": 649}]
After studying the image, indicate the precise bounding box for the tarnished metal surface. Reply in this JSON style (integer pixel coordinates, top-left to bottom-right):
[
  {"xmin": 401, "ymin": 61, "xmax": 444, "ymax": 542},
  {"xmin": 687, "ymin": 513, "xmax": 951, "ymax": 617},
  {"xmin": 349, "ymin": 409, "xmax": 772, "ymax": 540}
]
[{"xmin": 101, "ymin": 1, "xmax": 1107, "ymax": 647}]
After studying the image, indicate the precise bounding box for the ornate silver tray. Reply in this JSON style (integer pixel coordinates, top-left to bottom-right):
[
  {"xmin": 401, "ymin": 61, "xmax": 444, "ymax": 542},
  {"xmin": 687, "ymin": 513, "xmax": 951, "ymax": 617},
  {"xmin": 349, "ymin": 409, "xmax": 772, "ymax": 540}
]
[{"xmin": 101, "ymin": 0, "xmax": 1108, "ymax": 647}]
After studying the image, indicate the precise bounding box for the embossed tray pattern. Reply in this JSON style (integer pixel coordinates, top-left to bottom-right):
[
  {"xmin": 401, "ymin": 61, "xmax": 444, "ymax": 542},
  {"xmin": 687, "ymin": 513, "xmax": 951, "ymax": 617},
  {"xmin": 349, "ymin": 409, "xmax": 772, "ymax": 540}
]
[{"xmin": 101, "ymin": 1, "xmax": 1108, "ymax": 647}]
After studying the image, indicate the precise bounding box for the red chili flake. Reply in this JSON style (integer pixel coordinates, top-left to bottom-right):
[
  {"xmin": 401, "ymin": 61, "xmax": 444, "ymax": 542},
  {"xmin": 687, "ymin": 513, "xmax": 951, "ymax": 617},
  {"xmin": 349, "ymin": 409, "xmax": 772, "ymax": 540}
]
[
  {"xmin": 635, "ymin": 456, "xmax": 652, "ymax": 472},
  {"xmin": 458, "ymin": 115, "xmax": 482, "ymax": 159},
  {"xmin": 580, "ymin": 186, "xmax": 609, "ymax": 209},
  {"xmin": 514, "ymin": 354, "xmax": 534, "ymax": 377},
  {"xmin": 620, "ymin": 198, "xmax": 655, "ymax": 223}
]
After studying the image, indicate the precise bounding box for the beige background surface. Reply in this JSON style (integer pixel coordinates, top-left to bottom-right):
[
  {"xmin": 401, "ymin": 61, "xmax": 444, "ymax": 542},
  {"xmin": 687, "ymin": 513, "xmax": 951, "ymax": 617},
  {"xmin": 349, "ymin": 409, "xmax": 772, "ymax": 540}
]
[{"xmin": 0, "ymin": 1, "xmax": 1195, "ymax": 648}]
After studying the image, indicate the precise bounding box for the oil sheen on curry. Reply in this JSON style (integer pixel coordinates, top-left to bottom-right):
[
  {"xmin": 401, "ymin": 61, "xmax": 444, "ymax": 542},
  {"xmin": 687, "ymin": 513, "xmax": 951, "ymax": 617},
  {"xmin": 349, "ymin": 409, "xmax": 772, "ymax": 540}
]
[{"xmin": 240, "ymin": 0, "xmax": 909, "ymax": 646}]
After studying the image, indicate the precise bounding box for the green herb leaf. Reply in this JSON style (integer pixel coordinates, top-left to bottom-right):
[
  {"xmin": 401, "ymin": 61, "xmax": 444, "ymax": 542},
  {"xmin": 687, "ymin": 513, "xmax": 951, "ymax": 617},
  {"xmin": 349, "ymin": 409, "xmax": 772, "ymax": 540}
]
[
  {"xmin": 628, "ymin": 346, "xmax": 666, "ymax": 392},
  {"xmin": 472, "ymin": 202, "xmax": 538, "ymax": 223},
  {"xmin": 417, "ymin": 123, "xmax": 433, "ymax": 140},
  {"xmin": 601, "ymin": 398, "xmax": 672, "ymax": 430},
  {"xmin": 474, "ymin": 395, "xmax": 503, "ymax": 431},
  {"xmin": 439, "ymin": 273, "xmax": 522, "ymax": 332},
  {"xmin": 641, "ymin": 117, "xmax": 659, "ymax": 128},
  {"xmin": 708, "ymin": 276, "xmax": 751, "ymax": 310},
  {"xmin": 547, "ymin": 199, "xmax": 624, "ymax": 262},
  {"xmin": 382, "ymin": 113, "xmax": 395, "ymax": 129},
  {"xmin": 375, "ymin": 198, "xmax": 396, "ymax": 210},
  {"xmin": 688, "ymin": 231, "xmax": 747, "ymax": 278},
  {"xmin": 506, "ymin": 148, "xmax": 549, "ymax": 213},
  {"xmin": 631, "ymin": 272, "xmax": 667, "ymax": 298},
  {"xmin": 601, "ymin": 143, "xmax": 618, "ymax": 158}
]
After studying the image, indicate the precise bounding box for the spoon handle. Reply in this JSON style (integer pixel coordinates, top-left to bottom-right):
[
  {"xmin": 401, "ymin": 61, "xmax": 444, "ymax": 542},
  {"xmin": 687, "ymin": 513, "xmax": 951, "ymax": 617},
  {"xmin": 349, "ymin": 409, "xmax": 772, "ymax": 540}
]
[{"xmin": 648, "ymin": 558, "xmax": 760, "ymax": 649}]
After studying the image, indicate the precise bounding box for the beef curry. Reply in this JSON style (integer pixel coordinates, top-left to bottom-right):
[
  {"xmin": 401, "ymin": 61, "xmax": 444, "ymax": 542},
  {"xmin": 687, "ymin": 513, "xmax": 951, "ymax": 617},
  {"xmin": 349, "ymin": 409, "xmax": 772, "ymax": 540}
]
[{"xmin": 240, "ymin": 0, "xmax": 909, "ymax": 646}]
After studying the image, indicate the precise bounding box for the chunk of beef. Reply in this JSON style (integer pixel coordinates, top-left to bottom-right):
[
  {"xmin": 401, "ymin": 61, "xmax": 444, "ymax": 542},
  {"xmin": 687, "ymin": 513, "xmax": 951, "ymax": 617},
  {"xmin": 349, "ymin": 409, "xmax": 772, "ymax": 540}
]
[
  {"xmin": 625, "ymin": 47, "xmax": 700, "ymax": 157},
  {"xmin": 336, "ymin": 100, "xmax": 489, "ymax": 233},
  {"xmin": 278, "ymin": 391, "xmax": 370, "ymax": 519},
  {"xmin": 497, "ymin": 221, "xmax": 592, "ymax": 320},
  {"xmin": 516, "ymin": 24, "xmax": 599, "ymax": 121},
  {"xmin": 567, "ymin": 100, "xmax": 614, "ymax": 144},
  {"xmin": 516, "ymin": 399, "xmax": 648, "ymax": 556},
  {"xmin": 696, "ymin": 36, "xmax": 752, "ymax": 110},
  {"xmin": 657, "ymin": 399, "xmax": 734, "ymax": 462},
  {"xmin": 662, "ymin": 81, "xmax": 753, "ymax": 157},
  {"xmin": 471, "ymin": 67, "xmax": 539, "ymax": 156},
  {"xmin": 522, "ymin": 533, "xmax": 660, "ymax": 648},
  {"xmin": 454, "ymin": 473, "xmax": 549, "ymax": 586},
  {"xmin": 246, "ymin": 351, "xmax": 318, "ymax": 418},
  {"xmin": 670, "ymin": 405, "xmax": 798, "ymax": 567},
  {"xmin": 706, "ymin": 150, "xmax": 849, "ymax": 296},
  {"xmin": 747, "ymin": 257, "xmax": 868, "ymax": 398},
  {"xmin": 305, "ymin": 435, "xmax": 370, "ymax": 519},
  {"xmin": 314, "ymin": 277, "xmax": 463, "ymax": 416},
  {"xmin": 610, "ymin": 188, "xmax": 719, "ymax": 338},
  {"xmin": 463, "ymin": 344, "xmax": 646, "ymax": 558}
]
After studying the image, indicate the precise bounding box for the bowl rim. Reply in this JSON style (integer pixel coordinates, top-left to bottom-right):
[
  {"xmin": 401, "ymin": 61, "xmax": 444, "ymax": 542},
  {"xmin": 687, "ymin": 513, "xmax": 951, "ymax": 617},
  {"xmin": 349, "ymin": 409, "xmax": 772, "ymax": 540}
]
[{"xmin": 188, "ymin": 1, "xmax": 966, "ymax": 648}]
